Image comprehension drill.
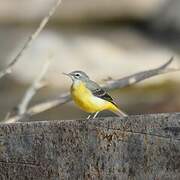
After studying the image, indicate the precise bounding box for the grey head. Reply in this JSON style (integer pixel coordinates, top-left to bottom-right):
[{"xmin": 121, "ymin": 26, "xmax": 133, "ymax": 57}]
[{"xmin": 63, "ymin": 70, "xmax": 90, "ymax": 82}]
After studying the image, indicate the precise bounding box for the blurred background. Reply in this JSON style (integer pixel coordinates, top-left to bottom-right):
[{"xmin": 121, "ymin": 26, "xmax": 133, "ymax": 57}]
[{"xmin": 0, "ymin": 0, "xmax": 180, "ymax": 121}]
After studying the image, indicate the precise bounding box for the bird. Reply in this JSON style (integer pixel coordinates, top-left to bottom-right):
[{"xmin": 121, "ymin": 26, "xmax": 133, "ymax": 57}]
[{"xmin": 63, "ymin": 70, "xmax": 127, "ymax": 119}]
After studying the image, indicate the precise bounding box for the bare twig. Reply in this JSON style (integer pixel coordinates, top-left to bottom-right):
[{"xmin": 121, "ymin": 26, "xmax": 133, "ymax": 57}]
[
  {"xmin": 5, "ymin": 57, "xmax": 179, "ymax": 123},
  {"xmin": 0, "ymin": 0, "xmax": 62, "ymax": 79},
  {"xmin": 5, "ymin": 93, "xmax": 71, "ymax": 123},
  {"xmin": 28, "ymin": 93, "xmax": 71, "ymax": 116},
  {"xmin": 3, "ymin": 106, "xmax": 19, "ymax": 122},
  {"xmin": 18, "ymin": 58, "xmax": 52, "ymax": 115},
  {"xmin": 4, "ymin": 58, "xmax": 52, "ymax": 122},
  {"xmin": 103, "ymin": 57, "xmax": 175, "ymax": 90}
]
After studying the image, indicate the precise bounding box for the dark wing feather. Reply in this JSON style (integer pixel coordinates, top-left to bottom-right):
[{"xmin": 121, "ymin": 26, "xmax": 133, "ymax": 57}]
[
  {"xmin": 85, "ymin": 80, "xmax": 117, "ymax": 106},
  {"xmin": 85, "ymin": 80, "xmax": 127, "ymax": 116},
  {"xmin": 92, "ymin": 88, "xmax": 112, "ymax": 101}
]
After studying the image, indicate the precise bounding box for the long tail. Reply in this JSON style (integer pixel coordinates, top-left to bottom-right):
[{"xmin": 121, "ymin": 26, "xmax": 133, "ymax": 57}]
[
  {"xmin": 115, "ymin": 108, "xmax": 128, "ymax": 117},
  {"xmin": 110, "ymin": 104, "xmax": 128, "ymax": 117}
]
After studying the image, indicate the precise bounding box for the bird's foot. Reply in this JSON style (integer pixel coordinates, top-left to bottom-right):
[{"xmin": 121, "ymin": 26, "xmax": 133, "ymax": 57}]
[
  {"xmin": 86, "ymin": 112, "xmax": 100, "ymax": 120},
  {"xmin": 86, "ymin": 114, "xmax": 91, "ymax": 119},
  {"xmin": 92, "ymin": 112, "xmax": 99, "ymax": 119}
]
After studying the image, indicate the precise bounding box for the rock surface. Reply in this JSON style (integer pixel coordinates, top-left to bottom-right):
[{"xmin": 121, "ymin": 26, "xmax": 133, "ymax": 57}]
[
  {"xmin": 0, "ymin": 113, "xmax": 179, "ymax": 179},
  {"xmin": 1, "ymin": 0, "xmax": 180, "ymax": 121}
]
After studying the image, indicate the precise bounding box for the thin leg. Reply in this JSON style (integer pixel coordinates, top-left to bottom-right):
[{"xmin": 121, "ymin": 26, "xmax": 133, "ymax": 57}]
[
  {"xmin": 92, "ymin": 111, "xmax": 99, "ymax": 119},
  {"xmin": 86, "ymin": 114, "xmax": 92, "ymax": 119}
]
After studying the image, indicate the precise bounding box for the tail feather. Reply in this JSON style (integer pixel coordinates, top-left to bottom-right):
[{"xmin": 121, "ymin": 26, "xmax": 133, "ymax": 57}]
[
  {"xmin": 115, "ymin": 109, "xmax": 128, "ymax": 117},
  {"xmin": 109, "ymin": 103, "xmax": 128, "ymax": 117}
]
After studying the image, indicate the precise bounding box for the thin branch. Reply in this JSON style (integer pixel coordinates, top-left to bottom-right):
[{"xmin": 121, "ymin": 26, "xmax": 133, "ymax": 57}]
[
  {"xmin": 5, "ymin": 93, "xmax": 71, "ymax": 123},
  {"xmin": 28, "ymin": 93, "xmax": 71, "ymax": 116},
  {"xmin": 0, "ymin": 0, "xmax": 62, "ymax": 79},
  {"xmin": 3, "ymin": 108, "xmax": 18, "ymax": 122},
  {"xmin": 4, "ymin": 58, "xmax": 52, "ymax": 122},
  {"xmin": 103, "ymin": 57, "xmax": 175, "ymax": 90},
  {"xmin": 4, "ymin": 57, "xmax": 179, "ymax": 123},
  {"xmin": 18, "ymin": 58, "xmax": 52, "ymax": 115}
]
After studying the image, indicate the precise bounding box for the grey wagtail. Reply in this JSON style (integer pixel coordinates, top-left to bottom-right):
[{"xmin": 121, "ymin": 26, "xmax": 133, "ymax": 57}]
[{"xmin": 63, "ymin": 70, "xmax": 127, "ymax": 119}]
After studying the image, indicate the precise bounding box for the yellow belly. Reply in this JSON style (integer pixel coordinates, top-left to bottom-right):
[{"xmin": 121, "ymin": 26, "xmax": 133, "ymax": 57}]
[{"xmin": 71, "ymin": 82, "xmax": 118, "ymax": 113}]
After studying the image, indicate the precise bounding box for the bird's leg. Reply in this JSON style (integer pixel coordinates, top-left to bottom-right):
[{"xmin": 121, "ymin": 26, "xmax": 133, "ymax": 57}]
[
  {"xmin": 86, "ymin": 114, "xmax": 92, "ymax": 119},
  {"xmin": 92, "ymin": 111, "xmax": 99, "ymax": 119}
]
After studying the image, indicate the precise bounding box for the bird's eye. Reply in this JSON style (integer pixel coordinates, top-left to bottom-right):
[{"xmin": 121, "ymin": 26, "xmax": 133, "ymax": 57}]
[{"xmin": 75, "ymin": 73, "xmax": 80, "ymax": 77}]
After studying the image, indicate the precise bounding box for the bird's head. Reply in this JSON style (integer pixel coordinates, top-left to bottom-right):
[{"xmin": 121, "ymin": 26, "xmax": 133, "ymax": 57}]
[{"xmin": 63, "ymin": 70, "xmax": 90, "ymax": 82}]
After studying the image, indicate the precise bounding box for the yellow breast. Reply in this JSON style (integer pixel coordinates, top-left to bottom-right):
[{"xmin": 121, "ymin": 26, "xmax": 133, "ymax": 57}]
[{"xmin": 71, "ymin": 81, "xmax": 117, "ymax": 113}]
